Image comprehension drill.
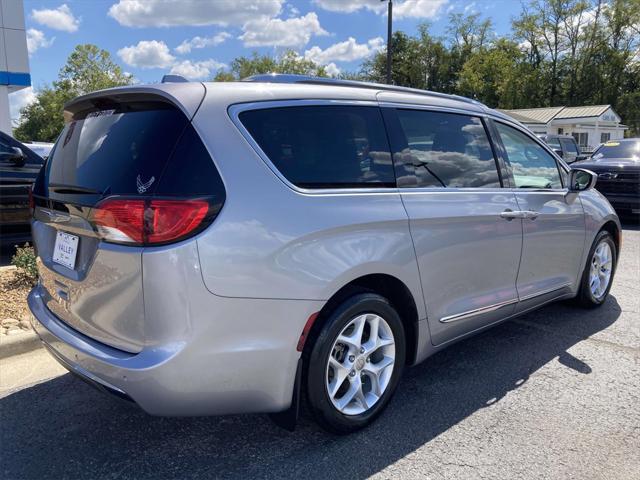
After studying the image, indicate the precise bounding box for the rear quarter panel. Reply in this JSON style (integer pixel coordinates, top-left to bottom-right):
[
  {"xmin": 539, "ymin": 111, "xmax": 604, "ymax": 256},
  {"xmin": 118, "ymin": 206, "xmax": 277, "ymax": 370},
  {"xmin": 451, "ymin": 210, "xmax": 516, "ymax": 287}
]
[{"xmin": 191, "ymin": 90, "xmax": 426, "ymax": 319}]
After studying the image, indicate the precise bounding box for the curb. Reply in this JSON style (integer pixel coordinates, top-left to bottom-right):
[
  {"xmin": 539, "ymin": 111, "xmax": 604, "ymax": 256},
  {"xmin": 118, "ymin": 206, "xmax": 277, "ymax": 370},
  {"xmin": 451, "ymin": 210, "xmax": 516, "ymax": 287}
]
[{"xmin": 0, "ymin": 330, "xmax": 42, "ymax": 359}]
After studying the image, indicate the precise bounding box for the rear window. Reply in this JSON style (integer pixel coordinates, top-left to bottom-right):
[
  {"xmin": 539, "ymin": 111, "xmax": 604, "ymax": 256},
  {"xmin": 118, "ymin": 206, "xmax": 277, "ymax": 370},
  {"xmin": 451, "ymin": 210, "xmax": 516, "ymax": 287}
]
[
  {"xmin": 593, "ymin": 141, "xmax": 640, "ymax": 160},
  {"xmin": 239, "ymin": 105, "xmax": 395, "ymax": 189},
  {"xmin": 35, "ymin": 101, "xmax": 224, "ymax": 202},
  {"xmin": 43, "ymin": 103, "xmax": 188, "ymax": 197}
]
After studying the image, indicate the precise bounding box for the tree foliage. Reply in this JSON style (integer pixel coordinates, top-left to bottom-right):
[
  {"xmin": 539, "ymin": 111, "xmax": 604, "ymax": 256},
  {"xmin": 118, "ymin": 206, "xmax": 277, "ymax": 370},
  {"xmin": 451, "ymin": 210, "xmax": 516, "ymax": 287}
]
[
  {"xmin": 213, "ymin": 51, "xmax": 327, "ymax": 81},
  {"xmin": 363, "ymin": 0, "xmax": 640, "ymax": 135},
  {"xmin": 14, "ymin": 44, "xmax": 133, "ymax": 142}
]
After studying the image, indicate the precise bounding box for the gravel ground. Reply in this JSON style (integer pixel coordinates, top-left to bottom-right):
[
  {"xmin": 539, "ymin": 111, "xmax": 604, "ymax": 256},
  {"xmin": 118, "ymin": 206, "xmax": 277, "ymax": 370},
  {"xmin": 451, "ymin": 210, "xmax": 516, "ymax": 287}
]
[{"xmin": 1, "ymin": 226, "xmax": 638, "ymax": 480}]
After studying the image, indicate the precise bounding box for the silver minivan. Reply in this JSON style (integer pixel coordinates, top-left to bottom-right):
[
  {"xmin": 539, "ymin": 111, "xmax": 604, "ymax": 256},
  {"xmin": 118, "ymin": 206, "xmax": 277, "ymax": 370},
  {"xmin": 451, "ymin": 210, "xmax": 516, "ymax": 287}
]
[{"xmin": 28, "ymin": 75, "xmax": 620, "ymax": 433}]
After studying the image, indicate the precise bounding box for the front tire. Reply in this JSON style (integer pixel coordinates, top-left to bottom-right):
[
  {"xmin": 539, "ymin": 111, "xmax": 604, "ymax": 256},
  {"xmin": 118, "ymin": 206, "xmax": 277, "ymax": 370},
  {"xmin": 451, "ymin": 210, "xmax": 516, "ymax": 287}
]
[
  {"xmin": 305, "ymin": 293, "xmax": 406, "ymax": 434},
  {"xmin": 576, "ymin": 230, "xmax": 617, "ymax": 308}
]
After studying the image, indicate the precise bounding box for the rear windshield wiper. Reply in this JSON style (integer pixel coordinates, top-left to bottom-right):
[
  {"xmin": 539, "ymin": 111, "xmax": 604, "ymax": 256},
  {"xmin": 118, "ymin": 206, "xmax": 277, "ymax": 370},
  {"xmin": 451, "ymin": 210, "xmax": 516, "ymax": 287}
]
[{"xmin": 49, "ymin": 183, "xmax": 103, "ymax": 195}]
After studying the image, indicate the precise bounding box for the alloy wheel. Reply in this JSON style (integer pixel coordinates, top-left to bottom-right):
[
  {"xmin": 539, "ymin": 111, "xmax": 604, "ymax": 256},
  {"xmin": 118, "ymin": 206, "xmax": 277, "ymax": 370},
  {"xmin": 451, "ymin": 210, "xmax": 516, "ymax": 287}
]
[
  {"xmin": 325, "ymin": 313, "xmax": 396, "ymax": 415},
  {"xmin": 589, "ymin": 241, "xmax": 613, "ymax": 300}
]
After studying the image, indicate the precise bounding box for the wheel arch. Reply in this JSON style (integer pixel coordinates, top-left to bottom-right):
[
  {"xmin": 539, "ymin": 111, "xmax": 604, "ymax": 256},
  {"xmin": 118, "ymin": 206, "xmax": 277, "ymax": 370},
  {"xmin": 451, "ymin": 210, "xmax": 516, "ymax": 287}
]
[
  {"xmin": 600, "ymin": 219, "xmax": 621, "ymax": 254},
  {"xmin": 304, "ymin": 273, "xmax": 421, "ymax": 366}
]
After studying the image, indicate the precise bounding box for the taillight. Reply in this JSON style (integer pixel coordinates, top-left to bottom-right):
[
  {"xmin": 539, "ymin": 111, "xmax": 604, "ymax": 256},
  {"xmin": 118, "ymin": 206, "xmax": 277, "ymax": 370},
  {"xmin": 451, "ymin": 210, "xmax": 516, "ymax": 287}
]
[{"xmin": 91, "ymin": 197, "xmax": 214, "ymax": 245}]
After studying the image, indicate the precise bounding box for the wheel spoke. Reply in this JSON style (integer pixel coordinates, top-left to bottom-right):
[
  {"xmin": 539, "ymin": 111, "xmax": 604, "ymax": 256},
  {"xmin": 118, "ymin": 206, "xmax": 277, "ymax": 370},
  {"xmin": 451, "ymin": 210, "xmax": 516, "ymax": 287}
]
[
  {"xmin": 365, "ymin": 355, "xmax": 394, "ymax": 377},
  {"xmin": 336, "ymin": 375, "xmax": 363, "ymax": 411},
  {"xmin": 337, "ymin": 314, "xmax": 367, "ymax": 351},
  {"xmin": 327, "ymin": 356, "xmax": 350, "ymax": 398}
]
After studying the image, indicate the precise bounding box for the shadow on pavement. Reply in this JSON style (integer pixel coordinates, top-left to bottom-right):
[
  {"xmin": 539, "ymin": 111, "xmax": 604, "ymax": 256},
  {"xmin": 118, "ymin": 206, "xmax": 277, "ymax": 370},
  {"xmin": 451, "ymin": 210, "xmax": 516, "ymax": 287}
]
[{"xmin": 0, "ymin": 296, "xmax": 622, "ymax": 479}]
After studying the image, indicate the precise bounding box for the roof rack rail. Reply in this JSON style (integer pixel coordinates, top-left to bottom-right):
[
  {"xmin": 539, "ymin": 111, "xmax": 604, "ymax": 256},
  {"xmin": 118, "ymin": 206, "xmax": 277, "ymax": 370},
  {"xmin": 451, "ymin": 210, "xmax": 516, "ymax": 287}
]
[{"xmin": 242, "ymin": 73, "xmax": 482, "ymax": 106}]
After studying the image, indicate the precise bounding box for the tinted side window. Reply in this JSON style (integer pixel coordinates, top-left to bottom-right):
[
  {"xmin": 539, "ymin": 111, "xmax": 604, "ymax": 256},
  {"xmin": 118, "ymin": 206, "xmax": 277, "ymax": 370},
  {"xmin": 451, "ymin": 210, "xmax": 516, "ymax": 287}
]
[
  {"xmin": 495, "ymin": 123, "xmax": 562, "ymax": 189},
  {"xmin": 546, "ymin": 138, "xmax": 561, "ymax": 150},
  {"xmin": 560, "ymin": 138, "xmax": 579, "ymax": 154},
  {"xmin": 394, "ymin": 109, "xmax": 500, "ymax": 188},
  {"xmin": 239, "ymin": 106, "xmax": 394, "ymax": 189}
]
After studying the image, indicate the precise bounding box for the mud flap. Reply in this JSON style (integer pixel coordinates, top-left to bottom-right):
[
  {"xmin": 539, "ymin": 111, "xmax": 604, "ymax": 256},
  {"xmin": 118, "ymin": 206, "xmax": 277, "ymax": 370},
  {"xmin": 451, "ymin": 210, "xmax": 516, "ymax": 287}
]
[{"xmin": 269, "ymin": 358, "xmax": 302, "ymax": 432}]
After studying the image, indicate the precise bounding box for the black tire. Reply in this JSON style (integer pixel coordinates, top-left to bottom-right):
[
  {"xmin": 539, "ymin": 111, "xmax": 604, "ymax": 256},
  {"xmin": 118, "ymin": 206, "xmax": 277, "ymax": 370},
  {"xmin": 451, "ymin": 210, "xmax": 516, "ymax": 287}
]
[
  {"xmin": 304, "ymin": 292, "xmax": 406, "ymax": 434},
  {"xmin": 575, "ymin": 230, "xmax": 617, "ymax": 308}
]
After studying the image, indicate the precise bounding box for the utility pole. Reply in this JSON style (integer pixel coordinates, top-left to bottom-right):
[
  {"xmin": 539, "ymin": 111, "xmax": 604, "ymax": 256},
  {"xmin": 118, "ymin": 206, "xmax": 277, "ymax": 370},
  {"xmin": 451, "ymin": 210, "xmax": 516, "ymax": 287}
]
[{"xmin": 383, "ymin": 0, "xmax": 392, "ymax": 84}]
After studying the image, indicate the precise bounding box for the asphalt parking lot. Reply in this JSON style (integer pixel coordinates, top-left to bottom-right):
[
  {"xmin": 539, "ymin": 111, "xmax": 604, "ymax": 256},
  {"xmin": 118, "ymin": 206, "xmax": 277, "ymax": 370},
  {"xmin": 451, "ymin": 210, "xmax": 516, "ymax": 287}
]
[{"xmin": 1, "ymin": 225, "xmax": 638, "ymax": 480}]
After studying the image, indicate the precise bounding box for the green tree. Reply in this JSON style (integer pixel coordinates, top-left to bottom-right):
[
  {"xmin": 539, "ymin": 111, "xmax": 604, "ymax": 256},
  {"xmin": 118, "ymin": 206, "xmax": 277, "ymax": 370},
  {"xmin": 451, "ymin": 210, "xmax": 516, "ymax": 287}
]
[
  {"xmin": 458, "ymin": 39, "xmax": 525, "ymax": 107},
  {"xmin": 14, "ymin": 44, "xmax": 132, "ymax": 143},
  {"xmin": 213, "ymin": 51, "xmax": 327, "ymax": 81}
]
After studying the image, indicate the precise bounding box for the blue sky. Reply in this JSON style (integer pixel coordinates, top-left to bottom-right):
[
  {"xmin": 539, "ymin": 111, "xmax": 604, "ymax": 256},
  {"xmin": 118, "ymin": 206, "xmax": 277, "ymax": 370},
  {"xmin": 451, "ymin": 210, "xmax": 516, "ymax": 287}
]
[{"xmin": 12, "ymin": 0, "xmax": 522, "ymax": 120}]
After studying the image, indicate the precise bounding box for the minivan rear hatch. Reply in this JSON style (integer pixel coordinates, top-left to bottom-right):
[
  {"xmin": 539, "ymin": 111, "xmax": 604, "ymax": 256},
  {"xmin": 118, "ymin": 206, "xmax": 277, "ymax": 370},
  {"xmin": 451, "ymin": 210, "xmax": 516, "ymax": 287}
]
[{"xmin": 31, "ymin": 84, "xmax": 221, "ymax": 353}]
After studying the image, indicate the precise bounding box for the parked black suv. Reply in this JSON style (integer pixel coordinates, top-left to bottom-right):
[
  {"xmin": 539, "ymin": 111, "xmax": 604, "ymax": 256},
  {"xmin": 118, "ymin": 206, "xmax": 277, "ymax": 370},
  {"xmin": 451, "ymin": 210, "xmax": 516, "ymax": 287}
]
[
  {"xmin": 573, "ymin": 138, "xmax": 640, "ymax": 217},
  {"xmin": 540, "ymin": 134, "xmax": 586, "ymax": 164},
  {"xmin": 0, "ymin": 131, "xmax": 46, "ymax": 245}
]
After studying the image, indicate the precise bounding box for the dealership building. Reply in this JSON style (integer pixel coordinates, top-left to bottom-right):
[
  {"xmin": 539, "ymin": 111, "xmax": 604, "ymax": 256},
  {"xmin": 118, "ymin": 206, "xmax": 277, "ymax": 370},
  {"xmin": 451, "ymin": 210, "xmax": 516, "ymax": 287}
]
[
  {"xmin": 499, "ymin": 105, "xmax": 627, "ymax": 153},
  {"xmin": 0, "ymin": 0, "xmax": 30, "ymax": 134}
]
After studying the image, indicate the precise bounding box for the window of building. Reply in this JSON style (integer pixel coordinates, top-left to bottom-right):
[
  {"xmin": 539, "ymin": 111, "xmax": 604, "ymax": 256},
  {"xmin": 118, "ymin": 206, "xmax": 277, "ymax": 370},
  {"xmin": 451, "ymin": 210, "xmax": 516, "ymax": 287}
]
[{"xmin": 600, "ymin": 132, "xmax": 611, "ymax": 143}]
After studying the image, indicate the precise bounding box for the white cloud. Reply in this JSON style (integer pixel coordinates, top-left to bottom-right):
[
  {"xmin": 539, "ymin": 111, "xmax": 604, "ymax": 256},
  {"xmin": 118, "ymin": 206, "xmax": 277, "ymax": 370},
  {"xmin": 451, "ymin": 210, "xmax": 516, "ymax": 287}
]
[
  {"xmin": 31, "ymin": 4, "xmax": 80, "ymax": 33},
  {"xmin": 312, "ymin": 0, "xmax": 384, "ymax": 14},
  {"xmin": 26, "ymin": 29, "xmax": 54, "ymax": 55},
  {"xmin": 392, "ymin": 0, "xmax": 449, "ymax": 19},
  {"xmin": 175, "ymin": 32, "xmax": 231, "ymax": 54},
  {"xmin": 170, "ymin": 59, "xmax": 226, "ymax": 80},
  {"xmin": 240, "ymin": 12, "xmax": 328, "ymax": 48},
  {"xmin": 313, "ymin": 0, "xmax": 448, "ymax": 19},
  {"xmin": 324, "ymin": 62, "xmax": 341, "ymax": 76},
  {"xmin": 118, "ymin": 40, "xmax": 176, "ymax": 68},
  {"xmin": 9, "ymin": 87, "xmax": 37, "ymax": 125},
  {"xmin": 305, "ymin": 37, "xmax": 384, "ymax": 64},
  {"xmin": 109, "ymin": 0, "xmax": 284, "ymax": 28},
  {"xmin": 464, "ymin": 2, "xmax": 477, "ymax": 13}
]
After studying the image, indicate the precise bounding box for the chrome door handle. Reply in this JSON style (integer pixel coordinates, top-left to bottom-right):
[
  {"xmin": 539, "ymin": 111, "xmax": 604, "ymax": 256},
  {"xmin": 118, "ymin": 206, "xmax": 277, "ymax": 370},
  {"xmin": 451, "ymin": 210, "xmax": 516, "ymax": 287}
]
[
  {"xmin": 500, "ymin": 210, "xmax": 539, "ymax": 220},
  {"xmin": 500, "ymin": 209, "xmax": 525, "ymax": 220}
]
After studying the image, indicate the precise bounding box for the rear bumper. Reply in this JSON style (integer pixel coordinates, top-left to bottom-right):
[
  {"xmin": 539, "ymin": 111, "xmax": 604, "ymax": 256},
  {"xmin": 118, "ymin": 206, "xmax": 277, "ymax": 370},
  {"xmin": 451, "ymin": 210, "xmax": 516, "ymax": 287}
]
[{"xmin": 28, "ymin": 284, "xmax": 322, "ymax": 416}]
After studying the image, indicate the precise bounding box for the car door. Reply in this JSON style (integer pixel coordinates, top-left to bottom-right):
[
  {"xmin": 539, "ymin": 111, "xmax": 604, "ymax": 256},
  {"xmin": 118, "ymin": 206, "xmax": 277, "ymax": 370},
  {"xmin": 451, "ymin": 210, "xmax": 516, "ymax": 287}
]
[
  {"xmin": 490, "ymin": 121, "xmax": 585, "ymax": 311},
  {"xmin": 0, "ymin": 133, "xmax": 44, "ymax": 232},
  {"xmin": 559, "ymin": 137, "xmax": 579, "ymax": 163},
  {"xmin": 383, "ymin": 107, "xmax": 523, "ymax": 346}
]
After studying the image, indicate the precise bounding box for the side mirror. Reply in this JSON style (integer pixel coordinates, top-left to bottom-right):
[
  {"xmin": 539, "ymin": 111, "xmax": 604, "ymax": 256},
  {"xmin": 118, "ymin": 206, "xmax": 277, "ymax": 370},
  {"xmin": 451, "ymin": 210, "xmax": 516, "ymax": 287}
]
[
  {"xmin": 569, "ymin": 168, "xmax": 597, "ymax": 192},
  {"xmin": 5, "ymin": 147, "xmax": 26, "ymax": 167},
  {"xmin": 575, "ymin": 155, "xmax": 588, "ymax": 162},
  {"xmin": 553, "ymin": 148, "xmax": 564, "ymax": 157}
]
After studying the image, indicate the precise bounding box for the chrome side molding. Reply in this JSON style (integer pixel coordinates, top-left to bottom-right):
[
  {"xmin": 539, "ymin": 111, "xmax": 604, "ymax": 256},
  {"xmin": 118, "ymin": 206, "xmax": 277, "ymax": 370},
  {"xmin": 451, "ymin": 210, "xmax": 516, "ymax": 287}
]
[
  {"xmin": 439, "ymin": 282, "xmax": 573, "ymax": 323},
  {"xmin": 440, "ymin": 298, "xmax": 518, "ymax": 323}
]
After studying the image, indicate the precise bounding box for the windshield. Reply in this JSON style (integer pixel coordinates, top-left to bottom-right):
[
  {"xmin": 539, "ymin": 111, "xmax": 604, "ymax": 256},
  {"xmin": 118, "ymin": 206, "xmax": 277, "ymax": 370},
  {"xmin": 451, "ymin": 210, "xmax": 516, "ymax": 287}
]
[{"xmin": 592, "ymin": 140, "xmax": 640, "ymax": 160}]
